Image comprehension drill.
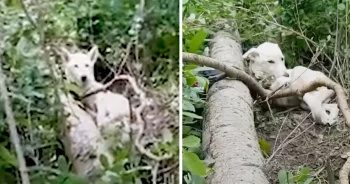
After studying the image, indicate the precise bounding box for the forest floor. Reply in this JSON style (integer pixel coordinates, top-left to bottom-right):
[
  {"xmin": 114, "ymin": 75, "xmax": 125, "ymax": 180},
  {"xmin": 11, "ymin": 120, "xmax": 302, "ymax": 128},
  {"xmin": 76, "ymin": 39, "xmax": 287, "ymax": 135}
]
[{"xmin": 256, "ymin": 100, "xmax": 350, "ymax": 184}]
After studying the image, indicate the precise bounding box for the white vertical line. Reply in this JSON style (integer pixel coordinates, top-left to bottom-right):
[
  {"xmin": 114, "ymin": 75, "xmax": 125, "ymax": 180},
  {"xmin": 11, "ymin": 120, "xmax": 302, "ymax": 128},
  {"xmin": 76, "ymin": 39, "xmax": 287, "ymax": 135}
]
[{"xmin": 179, "ymin": 0, "xmax": 183, "ymax": 182}]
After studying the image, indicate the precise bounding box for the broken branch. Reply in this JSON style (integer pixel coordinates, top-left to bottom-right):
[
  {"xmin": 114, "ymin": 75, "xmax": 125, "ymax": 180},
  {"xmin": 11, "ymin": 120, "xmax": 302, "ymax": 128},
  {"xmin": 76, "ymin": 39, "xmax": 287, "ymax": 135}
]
[{"xmin": 340, "ymin": 153, "xmax": 350, "ymax": 184}]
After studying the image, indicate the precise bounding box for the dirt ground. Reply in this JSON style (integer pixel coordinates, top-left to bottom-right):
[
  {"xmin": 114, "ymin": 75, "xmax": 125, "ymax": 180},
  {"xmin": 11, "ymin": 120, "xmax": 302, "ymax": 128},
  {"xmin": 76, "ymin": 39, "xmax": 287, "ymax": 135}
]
[{"xmin": 255, "ymin": 103, "xmax": 350, "ymax": 184}]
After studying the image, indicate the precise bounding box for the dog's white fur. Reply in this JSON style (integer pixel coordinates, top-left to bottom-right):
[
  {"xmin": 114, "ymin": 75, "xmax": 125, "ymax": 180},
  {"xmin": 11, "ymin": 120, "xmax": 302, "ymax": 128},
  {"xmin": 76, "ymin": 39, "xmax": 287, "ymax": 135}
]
[
  {"xmin": 61, "ymin": 46, "xmax": 131, "ymax": 144},
  {"xmin": 59, "ymin": 93, "xmax": 111, "ymax": 178},
  {"xmin": 270, "ymin": 66, "xmax": 339, "ymax": 125},
  {"xmin": 243, "ymin": 42, "xmax": 289, "ymax": 79},
  {"xmin": 242, "ymin": 42, "xmax": 339, "ymax": 125}
]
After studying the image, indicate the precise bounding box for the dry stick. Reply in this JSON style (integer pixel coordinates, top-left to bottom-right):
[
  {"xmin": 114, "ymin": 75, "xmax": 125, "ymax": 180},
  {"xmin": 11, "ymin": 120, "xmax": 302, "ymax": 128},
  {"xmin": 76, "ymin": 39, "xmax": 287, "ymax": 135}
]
[
  {"xmin": 152, "ymin": 162, "xmax": 159, "ymax": 184},
  {"xmin": 182, "ymin": 52, "xmax": 350, "ymax": 127},
  {"xmin": 0, "ymin": 57, "xmax": 31, "ymax": 184},
  {"xmin": 273, "ymin": 114, "xmax": 289, "ymax": 152},
  {"xmin": 183, "ymin": 52, "xmax": 269, "ymax": 97},
  {"xmin": 340, "ymin": 153, "xmax": 350, "ymax": 184}
]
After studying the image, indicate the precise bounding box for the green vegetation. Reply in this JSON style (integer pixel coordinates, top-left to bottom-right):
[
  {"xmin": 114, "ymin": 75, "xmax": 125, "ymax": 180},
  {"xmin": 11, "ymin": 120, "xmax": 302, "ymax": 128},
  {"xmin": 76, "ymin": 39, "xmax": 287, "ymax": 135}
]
[
  {"xmin": 0, "ymin": 0, "xmax": 179, "ymax": 183},
  {"xmin": 278, "ymin": 167, "xmax": 315, "ymax": 184}
]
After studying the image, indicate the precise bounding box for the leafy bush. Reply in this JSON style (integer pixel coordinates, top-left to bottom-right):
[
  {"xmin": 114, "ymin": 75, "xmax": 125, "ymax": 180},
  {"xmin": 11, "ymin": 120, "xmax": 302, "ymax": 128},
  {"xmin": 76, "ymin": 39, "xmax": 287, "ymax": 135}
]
[{"xmin": 182, "ymin": 6, "xmax": 212, "ymax": 182}]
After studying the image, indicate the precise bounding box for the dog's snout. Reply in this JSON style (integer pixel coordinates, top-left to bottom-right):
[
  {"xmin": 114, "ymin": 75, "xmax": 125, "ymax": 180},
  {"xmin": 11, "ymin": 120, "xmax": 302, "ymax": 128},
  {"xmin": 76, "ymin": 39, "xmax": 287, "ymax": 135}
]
[
  {"xmin": 283, "ymin": 72, "xmax": 289, "ymax": 77},
  {"xmin": 81, "ymin": 76, "xmax": 87, "ymax": 82}
]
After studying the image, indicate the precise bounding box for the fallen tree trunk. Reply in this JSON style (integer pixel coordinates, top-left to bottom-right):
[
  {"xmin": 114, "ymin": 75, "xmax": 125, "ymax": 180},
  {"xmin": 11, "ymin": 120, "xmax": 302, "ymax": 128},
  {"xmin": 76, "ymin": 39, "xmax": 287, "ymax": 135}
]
[{"xmin": 202, "ymin": 31, "xmax": 269, "ymax": 184}]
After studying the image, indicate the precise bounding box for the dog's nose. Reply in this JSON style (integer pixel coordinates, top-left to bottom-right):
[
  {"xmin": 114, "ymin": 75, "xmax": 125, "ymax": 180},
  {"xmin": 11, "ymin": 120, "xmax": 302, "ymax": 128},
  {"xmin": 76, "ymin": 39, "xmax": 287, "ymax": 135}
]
[
  {"xmin": 283, "ymin": 72, "xmax": 289, "ymax": 77},
  {"xmin": 81, "ymin": 76, "xmax": 87, "ymax": 82}
]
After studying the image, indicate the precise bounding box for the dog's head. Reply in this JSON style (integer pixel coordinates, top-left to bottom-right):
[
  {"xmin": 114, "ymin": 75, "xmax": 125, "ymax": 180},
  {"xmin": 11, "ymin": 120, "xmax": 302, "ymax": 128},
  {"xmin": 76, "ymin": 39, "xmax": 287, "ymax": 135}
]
[
  {"xmin": 320, "ymin": 103, "xmax": 339, "ymax": 126},
  {"xmin": 60, "ymin": 46, "xmax": 99, "ymax": 87},
  {"xmin": 243, "ymin": 42, "xmax": 288, "ymax": 79}
]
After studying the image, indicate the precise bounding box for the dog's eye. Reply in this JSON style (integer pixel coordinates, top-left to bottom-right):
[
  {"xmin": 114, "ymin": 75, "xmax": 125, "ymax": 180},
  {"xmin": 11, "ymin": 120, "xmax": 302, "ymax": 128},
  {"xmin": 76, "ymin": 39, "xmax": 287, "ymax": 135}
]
[
  {"xmin": 85, "ymin": 64, "xmax": 89, "ymax": 67},
  {"xmin": 268, "ymin": 60, "xmax": 275, "ymax": 64},
  {"xmin": 326, "ymin": 110, "xmax": 330, "ymax": 115},
  {"xmin": 74, "ymin": 64, "xmax": 78, "ymax": 68},
  {"xmin": 281, "ymin": 57, "xmax": 284, "ymax": 61}
]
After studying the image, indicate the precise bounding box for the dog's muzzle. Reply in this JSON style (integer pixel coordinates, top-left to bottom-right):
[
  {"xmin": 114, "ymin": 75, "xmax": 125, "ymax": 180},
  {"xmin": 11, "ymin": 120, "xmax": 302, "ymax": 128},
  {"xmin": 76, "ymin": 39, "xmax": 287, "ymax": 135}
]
[{"xmin": 81, "ymin": 76, "xmax": 87, "ymax": 82}]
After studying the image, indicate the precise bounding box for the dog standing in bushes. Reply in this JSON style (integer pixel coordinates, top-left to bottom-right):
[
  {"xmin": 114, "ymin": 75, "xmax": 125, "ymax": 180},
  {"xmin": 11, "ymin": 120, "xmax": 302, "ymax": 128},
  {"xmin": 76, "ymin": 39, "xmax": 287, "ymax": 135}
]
[{"xmin": 60, "ymin": 45, "xmax": 132, "ymax": 146}]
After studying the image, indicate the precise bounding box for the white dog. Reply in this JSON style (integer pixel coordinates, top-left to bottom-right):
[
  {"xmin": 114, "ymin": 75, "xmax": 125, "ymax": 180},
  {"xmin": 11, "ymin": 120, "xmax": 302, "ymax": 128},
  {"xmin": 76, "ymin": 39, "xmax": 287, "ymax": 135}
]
[
  {"xmin": 242, "ymin": 42, "xmax": 289, "ymax": 80},
  {"xmin": 59, "ymin": 93, "xmax": 112, "ymax": 178},
  {"xmin": 270, "ymin": 66, "xmax": 339, "ymax": 125},
  {"xmin": 61, "ymin": 45, "xmax": 132, "ymax": 145},
  {"xmin": 243, "ymin": 43, "xmax": 339, "ymax": 125}
]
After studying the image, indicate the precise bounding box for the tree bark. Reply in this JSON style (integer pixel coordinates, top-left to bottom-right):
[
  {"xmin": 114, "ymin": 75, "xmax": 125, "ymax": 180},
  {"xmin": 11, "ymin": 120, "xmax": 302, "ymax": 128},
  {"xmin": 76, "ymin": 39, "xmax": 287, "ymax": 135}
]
[{"xmin": 202, "ymin": 31, "xmax": 269, "ymax": 184}]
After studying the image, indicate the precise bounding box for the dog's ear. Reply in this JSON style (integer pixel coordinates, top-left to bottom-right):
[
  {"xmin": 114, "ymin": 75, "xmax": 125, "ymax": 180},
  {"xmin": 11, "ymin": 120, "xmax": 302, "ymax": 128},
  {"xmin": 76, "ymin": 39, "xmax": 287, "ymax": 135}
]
[
  {"xmin": 242, "ymin": 48, "xmax": 259, "ymax": 62},
  {"xmin": 59, "ymin": 47, "xmax": 71, "ymax": 63},
  {"xmin": 88, "ymin": 45, "xmax": 99, "ymax": 64}
]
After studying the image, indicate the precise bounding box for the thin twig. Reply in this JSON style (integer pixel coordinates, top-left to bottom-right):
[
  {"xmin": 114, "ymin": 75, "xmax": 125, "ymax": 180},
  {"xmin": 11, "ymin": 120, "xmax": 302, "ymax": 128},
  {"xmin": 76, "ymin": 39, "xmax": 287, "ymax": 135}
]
[
  {"xmin": 273, "ymin": 114, "xmax": 289, "ymax": 152},
  {"xmin": 19, "ymin": 0, "xmax": 37, "ymax": 28},
  {"xmin": 152, "ymin": 162, "xmax": 159, "ymax": 184},
  {"xmin": 266, "ymin": 113, "xmax": 311, "ymax": 164}
]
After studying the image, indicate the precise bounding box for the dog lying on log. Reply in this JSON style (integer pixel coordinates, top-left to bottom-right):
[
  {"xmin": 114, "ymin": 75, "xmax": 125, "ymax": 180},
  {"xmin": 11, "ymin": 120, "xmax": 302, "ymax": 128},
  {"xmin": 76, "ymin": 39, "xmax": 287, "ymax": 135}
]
[
  {"xmin": 269, "ymin": 66, "xmax": 339, "ymax": 125},
  {"xmin": 196, "ymin": 42, "xmax": 339, "ymax": 125}
]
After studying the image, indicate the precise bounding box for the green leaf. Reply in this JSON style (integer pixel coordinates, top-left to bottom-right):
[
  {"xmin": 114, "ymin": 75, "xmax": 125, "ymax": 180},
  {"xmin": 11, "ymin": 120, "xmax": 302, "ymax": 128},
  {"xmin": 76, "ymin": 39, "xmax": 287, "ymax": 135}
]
[
  {"xmin": 183, "ymin": 125, "xmax": 192, "ymax": 135},
  {"xmin": 185, "ymin": 71, "xmax": 197, "ymax": 86},
  {"xmin": 183, "ymin": 0, "xmax": 189, "ymax": 5},
  {"xmin": 0, "ymin": 145, "xmax": 17, "ymax": 168},
  {"xmin": 196, "ymin": 76, "xmax": 209, "ymax": 91},
  {"xmin": 183, "ymin": 135, "xmax": 200, "ymax": 148},
  {"xmin": 338, "ymin": 3, "xmax": 345, "ymax": 10},
  {"xmin": 57, "ymin": 173, "xmax": 89, "ymax": 184},
  {"xmin": 183, "ymin": 111, "xmax": 203, "ymax": 119},
  {"xmin": 57, "ymin": 155, "xmax": 69, "ymax": 173},
  {"xmin": 303, "ymin": 177, "xmax": 314, "ymax": 184},
  {"xmin": 278, "ymin": 170, "xmax": 288, "ymax": 184},
  {"xmin": 6, "ymin": 0, "xmax": 21, "ymax": 9},
  {"xmin": 188, "ymin": 29, "xmax": 208, "ymax": 53},
  {"xmin": 278, "ymin": 170, "xmax": 294, "ymax": 184},
  {"xmin": 183, "ymin": 99, "xmax": 196, "ymax": 112},
  {"xmin": 183, "ymin": 150, "xmax": 207, "ymax": 176},
  {"xmin": 184, "ymin": 64, "xmax": 198, "ymax": 71},
  {"xmin": 295, "ymin": 167, "xmax": 310, "ymax": 182},
  {"xmin": 99, "ymin": 154, "xmax": 110, "ymax": 169},
  {"xmin": 192, "ymin": 174, "xmax": 205, "ymax": 184},
  {"xmin": 258, "ymin": 139, "xmax": 272, "ymax": 156}
]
